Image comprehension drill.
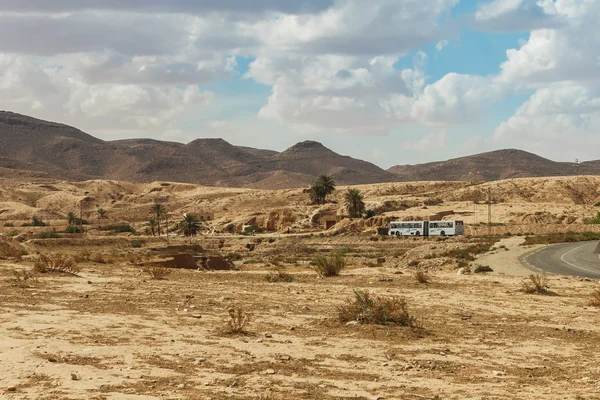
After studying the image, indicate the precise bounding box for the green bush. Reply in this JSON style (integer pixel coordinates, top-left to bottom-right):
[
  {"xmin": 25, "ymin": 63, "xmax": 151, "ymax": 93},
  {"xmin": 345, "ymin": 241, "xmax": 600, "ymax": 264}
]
[
  {"xmin": 23, "ymin": 216, "xmax": 48, "ymax": 227},
  {"xmin": 312, "ymin": 253, "xmax": 346, "ymax": 277},
  {"xmin": 594, "ymin": 202, "xmax": 600, "ymax": 207},
  {"xmin": 131, "ymin": 239, "xmax": 143, "ymax": 248},
  {"xmin": 35, "ymin": 230, "xmax": 61, "ymax": 239},
  {"xmin": 242, "ymin": 225, "xmax": 264, "ymax": 234},
  {"xmin": 64, "ymin": 225, "xmax": 83, "ymax": 234},
  {"xmin": 523, "ymin": 231, "xmax": 600, "ymax": 245},
  {"xmin": 113, "ymin": 224, "xmax": 136, "ymax": 234},
  {"xmin": 587, "ymin": 211, "xmax": 600, "ymax": 224},
  {"xmin": 3, "ymin": 222, "xmax": 14, "ymax": 227}
]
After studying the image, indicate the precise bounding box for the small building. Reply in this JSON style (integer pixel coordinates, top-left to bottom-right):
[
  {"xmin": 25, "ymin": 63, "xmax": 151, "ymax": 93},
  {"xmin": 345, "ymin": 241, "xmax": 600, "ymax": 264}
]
[{"xmin": 186, "ymin": 212, "xmax": 215, "ymax": 222}]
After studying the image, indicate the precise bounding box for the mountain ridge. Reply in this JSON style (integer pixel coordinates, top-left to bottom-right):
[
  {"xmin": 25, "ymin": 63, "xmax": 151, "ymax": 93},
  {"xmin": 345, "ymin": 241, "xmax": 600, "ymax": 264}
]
[{"xmin": 1, "ymin": 111, "xmax": 599, "ymax": 188}]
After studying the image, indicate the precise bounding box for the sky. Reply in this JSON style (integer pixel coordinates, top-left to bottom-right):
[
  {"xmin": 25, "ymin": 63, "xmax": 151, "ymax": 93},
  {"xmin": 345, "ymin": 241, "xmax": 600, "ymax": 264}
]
[{"xmin": 0, "ymin": 0, "xmax": 599, "ymax": 168}]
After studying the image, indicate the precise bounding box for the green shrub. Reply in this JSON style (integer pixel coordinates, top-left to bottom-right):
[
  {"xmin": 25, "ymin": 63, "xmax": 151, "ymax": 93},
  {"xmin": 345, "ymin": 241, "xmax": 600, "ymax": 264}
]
[
  {"xmin": 312, "ymin": 253, "xmax": 346, "ymax": 277},
  {"xmin": 594, "ymin": 202, "xmax": 600, "ymax": 207},
  {"xmin": 587, "ymin": 212, "xmax": 600, "ymax": 224},
  {"xmin": 338, "ymin": 290, "xmax": 419, "ymax": 327},
  {"xmin": 131, "ymin": 240, "xmax": 143, "ymax": 248},
  {"xmin": 23, "ymin": 216, "xmax": 48, "ymax": 227},
  {"xmin": 3, "ymin": 222, "xmax": 14, "ymax": 227},
  {"xmin": 35, "ymin": 230, "xmax": 61, "ymax": 239},
  {"xmin": 64, "ymin": 225, "xmax": 83, "ymax": 234},
  {"xmin": 423, "ymin": 198, "xmax": 443, "ymax": 206},
  {"xmin": 523, "ymin": 232, "xmax": 600, "ymax": 245},
  {"xmin": 242, "ymin": 225, "xmax": 264, "ymax": 234},
  {"xmin": 113, "ymin": 224, "xmax": 135, "ymax": 234}
]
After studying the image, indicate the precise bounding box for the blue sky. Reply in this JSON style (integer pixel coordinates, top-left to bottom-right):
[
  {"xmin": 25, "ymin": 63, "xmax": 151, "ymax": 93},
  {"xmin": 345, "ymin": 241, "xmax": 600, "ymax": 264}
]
[{"xmin": 1, "ymin": 0, "xmax": 598, "ymax": 168}]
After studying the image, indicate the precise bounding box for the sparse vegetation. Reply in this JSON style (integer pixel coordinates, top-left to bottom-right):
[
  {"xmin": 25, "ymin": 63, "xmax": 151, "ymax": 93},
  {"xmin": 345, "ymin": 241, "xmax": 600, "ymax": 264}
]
[
  {"xmin": 97, "ymin": 208, "xmax": 107, "ymax": 219},
  {"xmin": 179, "ymin": 214, "xmax": 201, "ymax": 237},
  {"xmin": 442, "ymin": 241, "xmax": 495, "ymax": 261},
  {"xmin": 10, "ymin": 269, "xmax": 39, "ymax": 288},
  {"xmin": 113, "ymin": 223, "xmax": 135, "ymax": 234},
  {"xmin": 586, "ymin": 211, "xmax": 600, "ymax": 224},
  {"xmin": 225, "ymin": 306, "xmax": 251, "ymax": 334},
  {"xmin": 23, "ymin": 216, "xmax": 48, "ymax": 227},
  {"xmin": 521, "ymin": 273, "xmax": 554, "ymax": 295},
  {"xmin": 266, "ymin": 267, "xmax": 294, "ymax": 282},
  {"xmin": 523, "ymin": 232, "xmax": 600, "ymax": 245},
  {"xmin": 344, "ymin": 188, "xmax": 366, "ymax": 218},
  {"xmin": 309, "ymin": 174, "xmax": 336, "ymax": 205},
  {"xmin": 35, "ymin": 230, "xmax": 61, "ymax": 239},
  {"xmin": 3, "ymin": 222, "xmax": 14, "ymax": 227},
  {"xmin": 150, "ymin": 203, "xmax": 167, "ymax": 236},
  {"xmin": 414, "ymin": 270, "xmax": 430, "ymax": 284},
  {"xmin": 243, "ymin": 225, "xmax": 264, "ymax": 234},
  {"xmin": 312, "ymin": 253, "xmax": 346, "ymax": 277},
  {"xmin": 34, "ymin": 253, "xmax": 81, "ymax": 275},
  {"xmin": 338, "ymin": 290, "xmax": 419, "ymax": 327},
  {"xmin": 131, "ymin": 239, "xmax": 143, "ymax": 248},
  {"xmin": 145, "ymin": 266, "xmax": 172, "ymax": 280},
  {"xmin": 64, "ymin": 225, "xmax": 83, "ymax": 234},
  {"xmin": 589, "ymin": 289, "xmax": 600, "ymax": 307},
  {"xmin": 423, "ymin": 198, "xmax": 444, "ymax": 206}
]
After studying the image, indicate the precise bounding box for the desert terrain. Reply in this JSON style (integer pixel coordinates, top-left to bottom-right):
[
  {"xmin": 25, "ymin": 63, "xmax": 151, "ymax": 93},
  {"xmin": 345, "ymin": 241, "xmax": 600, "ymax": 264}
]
[{"xmin": 2, "ymin": 176, "xmax": 600, "ymax": 399}]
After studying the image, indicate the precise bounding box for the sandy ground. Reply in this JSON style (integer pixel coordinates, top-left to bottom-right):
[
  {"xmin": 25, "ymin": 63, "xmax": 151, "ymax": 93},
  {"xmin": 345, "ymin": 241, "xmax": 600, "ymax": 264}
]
[
  {"xmin": 476, "ymin": 237, "xmax": 543, "ymax": 277},
  {"xmin": 2, "ymin": 236, "xmax": 600, "ymax": 400}
]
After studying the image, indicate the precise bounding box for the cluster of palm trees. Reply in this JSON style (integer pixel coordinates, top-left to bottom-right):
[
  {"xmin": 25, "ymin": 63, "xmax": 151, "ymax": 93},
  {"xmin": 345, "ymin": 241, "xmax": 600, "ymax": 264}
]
[
  {"xmin": 147, "ymin": 203, "xmax": 201, "ymax": 237},
  {"xmin": 310, "ymin": 174, "xmax": 367, "ymax": 218}
]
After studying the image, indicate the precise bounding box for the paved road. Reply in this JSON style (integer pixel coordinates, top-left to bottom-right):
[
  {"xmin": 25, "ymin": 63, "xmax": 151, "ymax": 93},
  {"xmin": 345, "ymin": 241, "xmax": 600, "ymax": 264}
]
[{"xmin": 520, "ymin": 241, "xmax": 600, "ymax": 279}]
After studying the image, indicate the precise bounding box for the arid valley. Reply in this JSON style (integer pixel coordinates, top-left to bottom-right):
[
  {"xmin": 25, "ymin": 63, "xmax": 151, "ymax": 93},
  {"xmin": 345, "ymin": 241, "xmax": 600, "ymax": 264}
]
[{"xmin": 2, "ymin": 176, "xmax": 600, "ymax": 399}]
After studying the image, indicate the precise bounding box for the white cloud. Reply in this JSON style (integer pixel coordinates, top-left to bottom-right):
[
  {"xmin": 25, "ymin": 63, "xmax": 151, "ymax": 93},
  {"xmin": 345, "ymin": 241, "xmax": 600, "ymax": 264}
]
[
  {"xmin": 493, "ymin": 82, "xmax": 600, "ymax": 160},
  {"xmin": 436, "ymin": 40, "xmax": 449, "ymax": 51},
  {"xmin": 472, "ymin": 0, "xmax": 563, "ymax": 32},
  {"xmin": 402, "ymin": 130, "xmax": 447, "ymax": 151}
]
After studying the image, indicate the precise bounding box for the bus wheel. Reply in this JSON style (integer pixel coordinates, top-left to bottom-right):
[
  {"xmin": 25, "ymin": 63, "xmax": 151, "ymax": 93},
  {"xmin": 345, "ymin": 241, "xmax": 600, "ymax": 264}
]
[
  {"xmin": 395, "ymin": 231, "xmax": 400, "ymax": 237},
  {"xmin": 440, "ymin": 231, "xmax": 445, "ymax": 236},
  {"xmin": 415, "ymin": 232, "xmax": 420, "ymax": 237}
]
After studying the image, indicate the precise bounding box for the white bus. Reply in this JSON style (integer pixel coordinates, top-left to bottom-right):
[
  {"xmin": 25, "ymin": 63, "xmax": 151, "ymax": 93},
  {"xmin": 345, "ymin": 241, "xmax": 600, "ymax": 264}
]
[
  {"xmin": 389, "ymin": 221, "xmax": 429, "ymax": 236},
  {"xmin": 389, "ymin": 220, "xmax": 464, "ymax": 237}
]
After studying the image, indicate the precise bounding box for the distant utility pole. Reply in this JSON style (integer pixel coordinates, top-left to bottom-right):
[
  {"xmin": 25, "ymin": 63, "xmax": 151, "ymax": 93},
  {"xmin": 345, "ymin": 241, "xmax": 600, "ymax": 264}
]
[{"xmin": 487, "ymin": 187, "xmax": 492, "ymax": 240}]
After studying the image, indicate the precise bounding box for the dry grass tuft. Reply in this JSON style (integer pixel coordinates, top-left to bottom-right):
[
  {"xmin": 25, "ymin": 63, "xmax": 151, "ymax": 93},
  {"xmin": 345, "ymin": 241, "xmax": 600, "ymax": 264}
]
[
  {"xmin": 225, "ymin": 305, "xmax": 251, "ymax": 334},
  {"xmin": 73, "ymin": 249, "xmax": 92, "ymax": 263},
  {"xmin": 312, "ymin": 253, "xmax": 346, "ymax": 277},
  {"xmin": 521, "ymin": 273, "xmax": 555, "ymax": 295},
  {"xmin": 414, "ymin": 270, "xmax": 430, "ymax": 284},
  {"xmin": 338, "ymin": 290, "xmax": 420, "ymax": 327},
  {"xmin": 11, "ymin": 269, "xmax": 39, "ymax": 288},
  {"xmin": 588, "ymin": 289, "xmax": 600, "ymax": 307},
  {"xmin": 266, "ymin": 266, "xmax": 294, "ymax": 282},
  {"xmin": 34, "ymin": 253, "xmax": 81, "ymax": 275},
  {"xmin": 145, "ymin": 266, "xmax": 172, "ymax": 280}
]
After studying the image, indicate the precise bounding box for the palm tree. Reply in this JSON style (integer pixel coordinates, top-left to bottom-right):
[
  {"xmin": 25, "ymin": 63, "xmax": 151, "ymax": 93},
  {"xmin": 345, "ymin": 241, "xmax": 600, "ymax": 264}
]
[
  {"xmin": 146, "ymin": 219, "xmax": 157, "ymax": 236},
  {"xmin": 150, "ymin": 203, "xmax": 166, "ymax": 237},
  {"xmin": 344, "ymin": 189, "xmax": 366, "ymax": 218},
  {"xmin": 67, "ymin": 212, "xmax": 76, "ymax": 226},
  {"xmin": 310, "ymin": 175, "xmax": 336, "ymax": 204},
  {"xmin": 97, "ymin": 208, "xmax": 107, "ymax": 219},
  {"xmin": 179, "ymin": 214, "xmax": 201, "ymax": 237}
]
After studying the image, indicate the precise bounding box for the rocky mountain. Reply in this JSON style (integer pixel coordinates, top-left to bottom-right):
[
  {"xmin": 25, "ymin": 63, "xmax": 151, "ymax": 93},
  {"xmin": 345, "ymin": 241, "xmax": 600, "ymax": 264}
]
[
  {"xmin": 0, "ymin": 111, "xmax": 395, "ymax": 188},
  {"xmin": 387, "ymin": 149, "xmax": 596, "ymax": 181}
]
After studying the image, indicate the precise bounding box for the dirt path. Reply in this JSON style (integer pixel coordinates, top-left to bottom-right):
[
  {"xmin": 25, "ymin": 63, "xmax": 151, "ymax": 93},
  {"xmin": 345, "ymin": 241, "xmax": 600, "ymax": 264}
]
[{"xmin": 474, "ymin": 237, "xmax": 545, "ymax": 276}]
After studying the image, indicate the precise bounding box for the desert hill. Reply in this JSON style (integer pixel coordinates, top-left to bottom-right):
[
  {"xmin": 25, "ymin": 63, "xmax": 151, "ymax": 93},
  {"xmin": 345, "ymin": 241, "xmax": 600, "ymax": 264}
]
[
  {"xmin": 388, "ymin": 149, "xmax": 596, "ymax": 181},
  {"xmin": 0, "ymin": 111, "xmax": 395, "ymax": 188}
]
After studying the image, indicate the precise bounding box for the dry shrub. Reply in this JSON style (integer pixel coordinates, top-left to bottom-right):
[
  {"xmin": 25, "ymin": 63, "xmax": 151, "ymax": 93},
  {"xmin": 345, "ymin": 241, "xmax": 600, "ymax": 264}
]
[
  {"xmin": 225, "ymin": 306, "xmax": 251, "ymax": 334},
  {"xmin": 588, "ymin": 289, "xmax": 600, "ymax": 307},
  {"xmin": 145, "ymin": 266, "xmax": 171, "ymax": 280},
  {"xmin": 339, "ymin": 290, "xmax": 419, "ymax": 327},
  {"xmin": 0, "ymin": 241, "xmax": 26, "ymax": 260},
  {"xmin": 73, "ymin": 249, "xmax": 92, "ymax": 262},
  {"xmin": 34, "ymin": 253, "xmax": 81, "ymax": 275},
  {"xmin": 11, "ymin": 269, "xmax": 39, "ymax": 288},
  {"xmin": 312, "ymin": 253, "xmax": 345, "ymax": 277},
  {"xmin": 90, "ymin": 252, "xmax": 107, "ymax": 264},
  {"xmin": 266, "ymin": 267, "xmax": 294, "ymax": 283},
  {"xmin": 414, "ymin": 270, "xmax": 430, "ymax": 284},
  {"xmin": 521, "ymin": 273, "xmax": 555, "ymax": 295}
]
